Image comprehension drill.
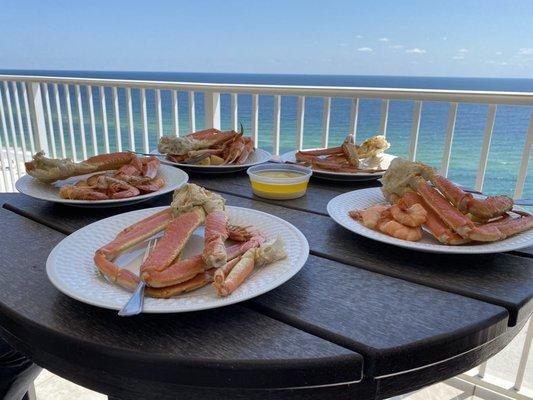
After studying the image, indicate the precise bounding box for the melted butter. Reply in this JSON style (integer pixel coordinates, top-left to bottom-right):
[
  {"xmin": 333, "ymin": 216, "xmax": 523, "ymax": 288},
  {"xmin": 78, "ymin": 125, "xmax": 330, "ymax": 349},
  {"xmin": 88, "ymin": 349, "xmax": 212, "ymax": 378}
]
[{"xmin": 255, "ymin": 170, "xmax": 306, "ymax": 179}]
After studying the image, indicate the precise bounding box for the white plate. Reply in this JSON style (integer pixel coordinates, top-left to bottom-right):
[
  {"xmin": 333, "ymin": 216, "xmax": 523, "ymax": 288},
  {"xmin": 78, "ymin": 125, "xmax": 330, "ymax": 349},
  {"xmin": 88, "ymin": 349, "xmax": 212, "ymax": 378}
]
[
  {"xmin": 327, "ymin": 187, "xmax": 533, "ymax": 254},
  {"xmin": 46, "ymin": 206, "xmax": 309, "ymax": 312},
  {"xmin": 281, "ymin": 150, "xmax": 396, "ymax": 181},
  {"xmin": 15, "ymin": 164, "xmax": 189, "ymax": 208},
  {"xmin": 152, "ymin": 148, "xmax": 272, "ymax": 173}
]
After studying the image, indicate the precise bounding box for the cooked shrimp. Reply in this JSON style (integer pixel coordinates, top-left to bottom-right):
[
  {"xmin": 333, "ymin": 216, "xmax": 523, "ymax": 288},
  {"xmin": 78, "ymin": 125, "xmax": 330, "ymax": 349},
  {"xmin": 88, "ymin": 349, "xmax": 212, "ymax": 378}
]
[
  {"xmin": 390, "ymin": 202, "xmax": 427, "ymax": 227},
  {"xmin": 349, "ymin": 205, "xmax": 389, "ymax": 229},
  {"xmin": 377, "ymin": 209, "xmax": 422, "ymax": 241}
]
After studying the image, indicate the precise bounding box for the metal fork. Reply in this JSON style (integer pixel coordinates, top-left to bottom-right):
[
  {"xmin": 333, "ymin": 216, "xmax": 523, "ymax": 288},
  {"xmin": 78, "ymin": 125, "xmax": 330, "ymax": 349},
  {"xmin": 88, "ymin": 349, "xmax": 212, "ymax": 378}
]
[{"xmin": 118, "ymin": 238, "xmax": 157, "ymax": 317}]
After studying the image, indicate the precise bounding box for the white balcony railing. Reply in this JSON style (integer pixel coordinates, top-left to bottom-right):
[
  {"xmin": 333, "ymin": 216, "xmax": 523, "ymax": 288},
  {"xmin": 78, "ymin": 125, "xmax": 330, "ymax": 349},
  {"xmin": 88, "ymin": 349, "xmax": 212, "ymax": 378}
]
[
  {"xmin": 0, "ymin": 74, "xmax": 532, "ymax": 398},
  {"xmin": 0, "ymin": 74, "xmax": 532, "ymax": 197}
]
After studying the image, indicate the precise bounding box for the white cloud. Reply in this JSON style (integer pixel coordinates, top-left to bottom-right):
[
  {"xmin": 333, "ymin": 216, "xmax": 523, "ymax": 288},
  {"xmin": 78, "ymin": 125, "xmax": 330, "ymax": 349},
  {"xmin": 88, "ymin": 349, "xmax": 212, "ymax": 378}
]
[
  {"xmin": 452, "ymin": 55, "xmax": 464, "ymax": 60},
  {"xmin": 391, "ymin": 44, "xmax": 404, "ymax": 49},
  {"xmin": 458, "ymin": 48, "xmax": 469, "ymax": 53},
  {"xmin": 518, "ymin": 48, "xmax": 533, "ymax": 55},
  {"xmin": 357, "ymin": 47, "xmax": 373, "ymax": 52},
  {"xmin": 378, "ymin": 37, "xmax": 389, "ymax": 42},
  {"xmin": 495, "ymin": 51, "xmax": 503, "ymax": 55},
  {"xmin": 406, "ymin": 48, "xmax": 426, "ymax": 54},
  {"xmin": 499, "ymin": 61, "xmax": 509, "ymax": 66},
  {"xmin": 356, "ymin": 35, "xmax": 363, "ymax": 39},
  {"xmin": 441, "ymin": 36, "xmax": 448, "ymax": 41}
]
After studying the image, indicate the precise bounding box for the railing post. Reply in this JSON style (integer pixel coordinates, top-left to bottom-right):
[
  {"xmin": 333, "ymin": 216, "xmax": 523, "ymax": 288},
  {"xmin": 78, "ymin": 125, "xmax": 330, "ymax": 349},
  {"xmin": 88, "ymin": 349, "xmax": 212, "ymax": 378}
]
[
  {"xmin": 26, "ymin": 82, "xmax": 49, "ymax": 154},
  {"xmin": 204, "ymin": 91, "xmax": 221, "ymax": 129}
]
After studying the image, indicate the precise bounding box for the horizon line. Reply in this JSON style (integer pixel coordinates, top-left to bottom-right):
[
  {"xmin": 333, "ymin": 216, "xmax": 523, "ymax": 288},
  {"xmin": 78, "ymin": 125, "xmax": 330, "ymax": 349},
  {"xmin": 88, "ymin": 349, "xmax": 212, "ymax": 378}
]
[{"xmin": 0, "ymin": 69, "xmax": 531, "ymax": 81}]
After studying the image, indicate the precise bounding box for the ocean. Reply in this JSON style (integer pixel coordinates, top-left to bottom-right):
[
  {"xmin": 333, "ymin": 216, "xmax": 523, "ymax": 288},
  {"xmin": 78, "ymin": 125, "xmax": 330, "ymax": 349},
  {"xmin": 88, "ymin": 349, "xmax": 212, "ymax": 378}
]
[{"xmin": 1, "ymin": 70, "xmax": 532, "ymax": 198}]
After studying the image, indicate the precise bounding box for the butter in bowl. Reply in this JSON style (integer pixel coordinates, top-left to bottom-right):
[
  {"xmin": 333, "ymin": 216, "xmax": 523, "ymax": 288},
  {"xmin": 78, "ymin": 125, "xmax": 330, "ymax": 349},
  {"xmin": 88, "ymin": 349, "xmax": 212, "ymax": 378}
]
[{"xmin": 247, "ymin": 164, "xmax": 312, "ymax": 200}]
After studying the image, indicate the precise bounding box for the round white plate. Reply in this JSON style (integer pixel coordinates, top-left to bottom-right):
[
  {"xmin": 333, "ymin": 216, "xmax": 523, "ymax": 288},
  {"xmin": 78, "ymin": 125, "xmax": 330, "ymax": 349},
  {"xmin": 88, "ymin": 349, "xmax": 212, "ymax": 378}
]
[
  {"xmin": 152, "ymin": 148, "xmax": 272, "ymax": 173},
  {"xmin": 46, "ymin": 206, "xmax": 309, "ymax": 312},
  {"xmin": 281, "ymin": 150, "xmax": 396, "ymax": 181},
  {"xmin": 327, "ymin": 187, "xmax": 533, "ymax": 254},
  {"xmin": 15, "ymin": 164, "xmax": 189, "ymax": 208}
]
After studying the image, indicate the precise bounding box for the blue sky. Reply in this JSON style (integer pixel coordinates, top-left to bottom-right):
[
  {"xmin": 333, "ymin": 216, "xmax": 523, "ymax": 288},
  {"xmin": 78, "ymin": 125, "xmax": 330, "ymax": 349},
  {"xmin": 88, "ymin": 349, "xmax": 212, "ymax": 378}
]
[{"xmin": 1, "ymin": 0, "xmax": 532, "ymax": 77}]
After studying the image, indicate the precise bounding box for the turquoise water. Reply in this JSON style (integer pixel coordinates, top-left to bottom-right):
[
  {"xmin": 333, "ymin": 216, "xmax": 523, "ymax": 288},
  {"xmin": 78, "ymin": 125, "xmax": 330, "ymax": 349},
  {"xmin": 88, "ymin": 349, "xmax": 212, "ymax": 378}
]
[{"xmin": 1, "ymin": 70, "xmax": 532, "ymax": 198}]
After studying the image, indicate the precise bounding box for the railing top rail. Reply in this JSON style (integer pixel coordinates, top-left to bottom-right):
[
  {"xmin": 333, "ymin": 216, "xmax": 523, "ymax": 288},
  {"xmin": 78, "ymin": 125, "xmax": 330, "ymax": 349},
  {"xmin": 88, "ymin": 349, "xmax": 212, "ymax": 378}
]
[{"xmin": 1, "ymin": 74, "xmax": 533, "ymax": 105}]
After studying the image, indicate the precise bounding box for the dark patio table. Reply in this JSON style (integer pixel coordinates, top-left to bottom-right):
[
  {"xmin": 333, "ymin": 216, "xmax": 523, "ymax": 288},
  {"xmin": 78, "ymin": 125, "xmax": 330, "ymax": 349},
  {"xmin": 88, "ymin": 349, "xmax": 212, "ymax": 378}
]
[{"xmin": 0, "ymin": 172, "xmax": 531, "ymax": 400}]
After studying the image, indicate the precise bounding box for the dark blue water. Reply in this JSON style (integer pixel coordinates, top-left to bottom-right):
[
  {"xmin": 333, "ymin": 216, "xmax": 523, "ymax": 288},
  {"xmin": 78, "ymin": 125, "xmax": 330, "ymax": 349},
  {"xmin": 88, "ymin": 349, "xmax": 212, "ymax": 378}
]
[{"xmin": 1, "ymin": 70, "xmax": 532, "ymax": 198}]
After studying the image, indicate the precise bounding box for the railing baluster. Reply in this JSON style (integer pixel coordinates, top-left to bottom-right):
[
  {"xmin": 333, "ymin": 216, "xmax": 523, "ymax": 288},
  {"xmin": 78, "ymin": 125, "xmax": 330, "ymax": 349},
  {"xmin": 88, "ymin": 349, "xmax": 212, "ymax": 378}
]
[
  {"xmin": 140, "ymin": 88, "xmax": 149, "ymax": 153},
  {"xmin": 126, "ymin": 88, "xmax": 135, "ymax": 151},
  {"xmin": 42, "ymin": 84, "xmax": 57, "ymax": 158},
  {"xmin": 86, "ymin": 85, "xmax": 98, "ymax": 156},
  {"xmin": 379, "ymin": 99, "xmax": 389, "ymax": 136},
  {"xmin": 155, "ymin": 89, "xmax": 163, "ymax": 138},
  {"xmin": 295, "ymin": 96, "xmax": 305, "ymax": 150},
  {"xmin": 350, "ymin": 98, "xmax": 359, "ymax": 140},
  {"xmin": 12, "ymin": 82, "xmax": 29, "ymax": 163},
  {"xmin": 99, "ymin": 86, "xmax": 110, "ymax": 154},
  {"xmin": 475, "ymin": 104, "xmax": 497, "ymax": 191},
  {"xmin": 63, "ymin": 84, "xmax": 77, "ymax": 160},
  {"xmin": 231, "ymin": 93, "xmax": 238, "ymax": 131},
  {"xmin": 273, "ymin": 95, "xmax": 281, "ymax": 155},
  {"xmin": 477, "ymin": 361, "xmax": 487, "ymax": 378},
  {"xmin": 514, "ymin": 110, "xmax": 533, "ymax": 199},
  {"xmin": 53, "ymin": 84, "xmax": 66, "ymax": 158},
  {"xmin": 21, "ymin": 83, "xmax": 35, "ymax": 154},
  {"xmin": 75, "ymin": 85, "xmax": 87, "ymax": 159},
  {"xmin": 112, "ymin": 87, "xmax": 122, "ymax": 152},
  {"xmin": 204, "ymin": 92, "xmax": 221, "ymax": 129},
  {"xmin": 0, "ymin": 119, "xmax": 9, "ymax": 191},
  {"xmin": 440, "ymin": 102, "xmax": 458, "ymax": 177},
  {"xmin": 26, "ymin": 83, "xmax": 48, "ymax": 156},
  {"xmin": 171, "ymin": 90, "xmax": 179, "ymax": 137},
  {"xmin": 408, "ymin": 101, "xmax": 423, "ymax": 161},
  {"xmin": 0, "ymin": 88, "xmax": 16, "ymax": 189},
  {"xmin": 188, "ymin": 91, "xmax": 196, "ymax": 132},
  {"xmin": 3, "ymin": 82, "xmax": 22, "ymax": 177},
  {"xmin": 251, "ymin": 94, "xmax": 259, "ymax": 144},
  {"xmin": 514, "ymin": 317, "xmax": 532, "ymax": 391},
  {"xmin": 321, "ymin": 97, "xmax": 331, "ymax": 148}
]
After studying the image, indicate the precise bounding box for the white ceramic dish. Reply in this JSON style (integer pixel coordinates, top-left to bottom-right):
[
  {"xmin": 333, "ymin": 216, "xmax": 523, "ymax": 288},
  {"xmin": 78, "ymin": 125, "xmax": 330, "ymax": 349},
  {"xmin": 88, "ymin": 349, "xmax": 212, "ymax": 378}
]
[
  {"xmin": 46, "ymin": 206, "xmax": 309, "ymax": 313},
  {"xmin": 16, "ymin": 164, "xmax": 188, "ymax": 208},
  {"xmin": 327, "ymin": 187, "xmax": 533, "ymax": 254}
]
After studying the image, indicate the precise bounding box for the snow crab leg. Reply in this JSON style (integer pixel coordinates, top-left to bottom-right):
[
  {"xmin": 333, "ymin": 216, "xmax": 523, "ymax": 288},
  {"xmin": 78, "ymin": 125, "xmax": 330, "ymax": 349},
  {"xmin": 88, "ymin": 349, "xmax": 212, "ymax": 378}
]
[
  {"xmin": 94, "ymin": 208, "xmax": 174, "ymax": 291},
  {"xmin": 143, "ymin": 226, "xmax": 265, "ymax": 287},
  {"xmin": 213, "ymin": 237, "xmax": 287, "ymax": 297},
  {"xmin": 430, "ymin": 175, "xmax": 513, "ymax": 220},
  {"xmin": 25, "ymin": 151, "xmax": 138, "ymax": 183}
]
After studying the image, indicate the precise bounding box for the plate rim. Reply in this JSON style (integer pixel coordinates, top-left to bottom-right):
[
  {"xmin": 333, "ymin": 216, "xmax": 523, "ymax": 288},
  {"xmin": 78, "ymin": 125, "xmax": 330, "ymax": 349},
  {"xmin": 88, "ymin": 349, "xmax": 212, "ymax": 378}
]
[
  {"xmin": 46, "ymin": 205, "xmax": 309, "ymax": 313},
  {"xmin": 152, "ymin": 148, "xmax": 272, "ymax": 170},
  {"xmin": 327, "ymin": 187, "xmax": 533, "ymax": 255},
  {"xmin": 15, "ymin": 164, "xmax": 189, "ymax": 206}
]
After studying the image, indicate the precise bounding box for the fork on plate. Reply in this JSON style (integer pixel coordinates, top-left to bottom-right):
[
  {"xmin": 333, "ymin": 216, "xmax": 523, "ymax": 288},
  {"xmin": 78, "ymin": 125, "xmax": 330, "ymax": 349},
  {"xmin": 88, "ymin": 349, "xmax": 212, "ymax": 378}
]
[{"xmin": 117, "ymin": 238, "xmax": 158, "ymax": 317}]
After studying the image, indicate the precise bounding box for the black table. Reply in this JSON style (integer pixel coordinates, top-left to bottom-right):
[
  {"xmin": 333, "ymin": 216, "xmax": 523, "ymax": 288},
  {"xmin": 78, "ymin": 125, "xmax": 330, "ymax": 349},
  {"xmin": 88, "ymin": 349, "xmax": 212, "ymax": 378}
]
[{"xmin": 0, "ymin": 173, "xmax": 531, "ymax": 400}]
